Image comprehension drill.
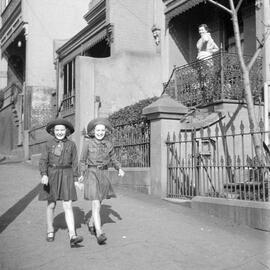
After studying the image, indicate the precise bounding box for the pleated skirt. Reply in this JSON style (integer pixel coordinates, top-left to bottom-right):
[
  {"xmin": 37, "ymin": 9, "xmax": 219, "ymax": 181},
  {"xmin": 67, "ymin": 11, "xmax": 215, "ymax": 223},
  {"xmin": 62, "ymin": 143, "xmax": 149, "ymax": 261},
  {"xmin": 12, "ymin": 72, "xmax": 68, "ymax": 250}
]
[
  {"xmin": 39, "ymin": 167, "xmax": 77, "ymax": 202},
  {"xmin": 83, "ymin": 168, "xmax": 116, "ymax": 201}
]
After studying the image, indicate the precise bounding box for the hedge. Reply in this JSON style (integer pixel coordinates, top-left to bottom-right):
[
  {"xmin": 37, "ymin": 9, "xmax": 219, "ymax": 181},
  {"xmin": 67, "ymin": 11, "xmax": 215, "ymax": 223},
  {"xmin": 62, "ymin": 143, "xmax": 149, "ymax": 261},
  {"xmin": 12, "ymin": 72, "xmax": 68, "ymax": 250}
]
[{"xmin": 108, "ymin": 96, "xmax": 158, "ymax": 126}]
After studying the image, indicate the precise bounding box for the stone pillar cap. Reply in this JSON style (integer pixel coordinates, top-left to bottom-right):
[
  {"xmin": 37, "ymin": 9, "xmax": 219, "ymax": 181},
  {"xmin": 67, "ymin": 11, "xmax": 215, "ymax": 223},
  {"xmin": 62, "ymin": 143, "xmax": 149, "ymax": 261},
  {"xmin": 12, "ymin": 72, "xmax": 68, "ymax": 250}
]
[{"xmin": 142, "ymin": 94, "xmax": 188, "ymax": 116}]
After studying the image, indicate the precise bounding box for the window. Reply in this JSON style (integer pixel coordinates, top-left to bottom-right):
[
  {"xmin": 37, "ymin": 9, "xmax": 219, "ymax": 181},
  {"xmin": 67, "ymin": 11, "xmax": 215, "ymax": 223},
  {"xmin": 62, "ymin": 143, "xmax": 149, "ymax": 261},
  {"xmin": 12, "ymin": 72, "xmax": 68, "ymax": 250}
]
[{"xmin": 62, "ymin": 59, "xmax": 75, "ymax": 110}]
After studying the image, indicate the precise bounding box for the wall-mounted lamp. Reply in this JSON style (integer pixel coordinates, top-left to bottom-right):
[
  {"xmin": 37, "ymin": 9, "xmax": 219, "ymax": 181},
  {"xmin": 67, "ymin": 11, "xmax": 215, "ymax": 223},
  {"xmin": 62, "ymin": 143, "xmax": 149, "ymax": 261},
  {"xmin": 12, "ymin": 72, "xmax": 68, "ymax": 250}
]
[
  {"xmin": 151, "ymin": 24, "xmax": 161, "ymax": 46},
  {"xmin": 17, "ymin": 40, "xmax": 22, "ymax": 47},
  {"xmin": 255, "ymin": 0, "xmax": 262, "ymax": 9}
]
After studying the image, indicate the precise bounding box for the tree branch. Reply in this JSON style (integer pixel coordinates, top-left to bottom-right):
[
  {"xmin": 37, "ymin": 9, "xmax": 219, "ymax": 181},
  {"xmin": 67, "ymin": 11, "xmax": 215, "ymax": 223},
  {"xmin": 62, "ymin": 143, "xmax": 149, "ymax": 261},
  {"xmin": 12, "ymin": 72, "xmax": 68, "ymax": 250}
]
[
  {"xmin": 206, "ymin": 0, "xmax": 232, "ymax": 14},
  {"xmin": 248, "ymin": 30, "xmax": 270, "ymax": 71},
  {"xmin": 235, "ymin": 0, "xmax": 244, "ymax": 12},
  {"xmin": 247, "ymin": 47, "xmax": 263, "ymax": 71}
]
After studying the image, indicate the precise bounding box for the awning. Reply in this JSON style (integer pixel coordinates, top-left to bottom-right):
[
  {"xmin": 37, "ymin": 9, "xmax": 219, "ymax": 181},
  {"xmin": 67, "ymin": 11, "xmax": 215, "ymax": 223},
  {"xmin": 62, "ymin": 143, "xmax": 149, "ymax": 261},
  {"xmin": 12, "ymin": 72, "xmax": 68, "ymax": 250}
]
[
  {"xmin": 57, "ymin": 23, "xmax": 110, "ymax": 64},
  {"xmin": 165, "ymin": 0, "xmax": 205, "ymax": 27},
  {"xmin": 0, "ymin": 15, "xmax": 24, "ymax": 53}
]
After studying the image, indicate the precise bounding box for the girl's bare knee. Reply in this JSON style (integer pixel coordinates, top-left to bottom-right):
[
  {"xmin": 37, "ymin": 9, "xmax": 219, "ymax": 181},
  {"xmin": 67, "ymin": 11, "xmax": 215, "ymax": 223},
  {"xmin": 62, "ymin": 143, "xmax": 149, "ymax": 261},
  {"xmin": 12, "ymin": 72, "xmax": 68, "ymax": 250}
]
[
  {"xmin": 62, "ymin": 200, "xmax": 72, "ymax": 211},
  {"xmin": 92, "ymin": 200, "xmax": 100, "ymax": 210}
]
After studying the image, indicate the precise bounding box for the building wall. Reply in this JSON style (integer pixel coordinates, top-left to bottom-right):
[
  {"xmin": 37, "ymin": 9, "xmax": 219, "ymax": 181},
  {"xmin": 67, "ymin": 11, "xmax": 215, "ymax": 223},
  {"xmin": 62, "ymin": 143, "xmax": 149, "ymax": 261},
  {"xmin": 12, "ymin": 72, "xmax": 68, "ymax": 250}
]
[
  {"xmin": 0, "ymin": 60, "xmax": 7, "ymax": 89},
  {"xmin": 94, "ymin": 51, "xmax": 162, "ymax": 116},
  {"xmin": 19, "ymin": 0, "xmax": 88, "ymax": 129},
  {"xmin": 0, "ymin": 106, "xmax": 18, "ymax": 153},
  {"xmin": 73, "ymin": 53, "xmax": 162, "ymax": 153},
  {"xmin": 109, "ymin": 0, "xmax": 156, "ymax": 55},
  {"xmin": 0, "ymin": 0, "xmax": 8, "ymax": 90},
  {"xmin": 242, "ymin": 6, "xmax": 256, "ymax": 56},
  {"xmin": 21, "ymin": 0, "xmax": 87, "ymax": 87}
]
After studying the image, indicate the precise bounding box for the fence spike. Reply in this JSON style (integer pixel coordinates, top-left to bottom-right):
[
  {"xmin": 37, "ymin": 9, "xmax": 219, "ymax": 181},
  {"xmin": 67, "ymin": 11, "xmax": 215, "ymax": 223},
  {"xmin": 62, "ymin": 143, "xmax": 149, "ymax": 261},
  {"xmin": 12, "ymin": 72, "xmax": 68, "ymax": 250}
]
[
  {"xmin": 259, "ymin": 118, "xmax": 264, "ymax": 132},
  {"xmin": 178, "ymin": 130, "xmax": 182, "ymax": 141},
  {"xmin": 213, "ymin": 156, "xmax": 216, "ymax": 165},
  {"xmin": 173, "ymin": 132, "xmax": 176, "ymax": 142},
  {"xmin": 237, "ymin": 155, "xmax": 241, "ymax": 166},
  {"xmin": 220, "ymin": 155, "xmax": 224, "ymax": 165},
  {"xmin": 200, "ymin": 127, "xmax": 204, "ymax": 137},
  {"xmin": 231, "ymin": 122, "xmax": 235, "ymax": 135},
  {"xmin": 240, "ymin": 121, "xmax": 245, "ymax": 134},
  {"xmin": 215, "ymin": 124, "xmax": 219, "ymax": 136},
  {"xmin": 250, "ymin": 121, "xmax": 254, "ymax": 132},
  {"xmin": 174, "ymin": 148, "xmax": 178, "ymax": 159},
  {"xmin": 193, "ymin": 128, "xmax": 197, "ymax": 139},
  {"xmin": 246, "ymin": 155, "xmax": 252, "ymax": 166},
  {"xmin": 184, "ymin": 130, "xmax": 188, "ymax": 140},
  {"xmin": 207, "ymin": 126, "xmax": 211, "ymax": 137},
  {"xmin": 167, "ymin": 132, "xmax": 170, "ymax": 142},
  {"xmin": 182, "ymin": 159, "xmax": 185, "ymax": 166},
  {"xmin": 227, "ymin": 155, "xmax": 232, "ymax": 165}
]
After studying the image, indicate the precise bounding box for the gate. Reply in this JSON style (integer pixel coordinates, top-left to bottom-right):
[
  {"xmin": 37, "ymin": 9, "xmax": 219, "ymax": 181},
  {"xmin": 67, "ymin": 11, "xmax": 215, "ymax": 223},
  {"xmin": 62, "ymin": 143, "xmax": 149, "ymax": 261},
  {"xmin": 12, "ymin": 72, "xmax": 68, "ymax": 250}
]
[{"xmin": 166, "ymin": 120, "xmax": 270, "ymax": 202}]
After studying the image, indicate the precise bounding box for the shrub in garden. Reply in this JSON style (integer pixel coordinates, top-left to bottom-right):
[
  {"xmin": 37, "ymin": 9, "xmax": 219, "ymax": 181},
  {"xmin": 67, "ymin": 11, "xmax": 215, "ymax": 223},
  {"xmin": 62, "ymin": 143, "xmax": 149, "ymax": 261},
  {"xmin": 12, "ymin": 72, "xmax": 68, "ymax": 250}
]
[
  {"xmin": 108, "ymin": 96, "xmax": 158, "ymax": 167},
  {"xmin": 108, "ymin": 96, "xmax": 158, "ymax": 126}
]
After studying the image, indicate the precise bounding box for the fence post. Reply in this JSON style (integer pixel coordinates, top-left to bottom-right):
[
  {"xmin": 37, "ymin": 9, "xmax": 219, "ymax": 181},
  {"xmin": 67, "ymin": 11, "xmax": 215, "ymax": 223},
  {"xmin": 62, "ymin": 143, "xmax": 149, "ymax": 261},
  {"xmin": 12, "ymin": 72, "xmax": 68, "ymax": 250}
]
[{"xmin": 143, "ymin": 94, "xmax": 188, "ymax": 197}]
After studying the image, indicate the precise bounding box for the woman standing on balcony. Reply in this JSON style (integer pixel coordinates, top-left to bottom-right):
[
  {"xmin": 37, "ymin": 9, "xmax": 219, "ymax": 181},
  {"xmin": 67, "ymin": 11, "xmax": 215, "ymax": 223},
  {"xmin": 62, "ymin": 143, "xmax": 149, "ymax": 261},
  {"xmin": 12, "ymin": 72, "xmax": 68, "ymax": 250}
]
[
  {"xmin": 196, "ymin": 24, "xmax": 219, "ymax": 60},
  {"xmin": 79, "ymin": 117, "xmax": 125, "ymax": 245}
]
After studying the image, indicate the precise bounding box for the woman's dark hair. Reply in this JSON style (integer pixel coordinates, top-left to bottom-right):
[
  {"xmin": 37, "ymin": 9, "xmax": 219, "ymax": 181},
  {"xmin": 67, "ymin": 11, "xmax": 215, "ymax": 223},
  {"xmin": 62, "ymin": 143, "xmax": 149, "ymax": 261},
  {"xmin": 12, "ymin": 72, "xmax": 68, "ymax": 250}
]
[{"xmin": 198, "ymin": 24, "xmax": 209, "ymax": 32}]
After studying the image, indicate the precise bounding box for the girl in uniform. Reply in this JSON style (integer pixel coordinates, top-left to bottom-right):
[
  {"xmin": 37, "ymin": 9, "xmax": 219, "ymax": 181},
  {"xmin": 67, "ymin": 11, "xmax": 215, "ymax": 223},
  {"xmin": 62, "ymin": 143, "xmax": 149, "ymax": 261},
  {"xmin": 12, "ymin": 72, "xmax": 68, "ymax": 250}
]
[
  {"xmin": 79, "ymin": 118, "xmax": 125, "ymax": 245},
  {"xmin": 39, "ymin": 118, "xmax": 83, "ymax": 247}
]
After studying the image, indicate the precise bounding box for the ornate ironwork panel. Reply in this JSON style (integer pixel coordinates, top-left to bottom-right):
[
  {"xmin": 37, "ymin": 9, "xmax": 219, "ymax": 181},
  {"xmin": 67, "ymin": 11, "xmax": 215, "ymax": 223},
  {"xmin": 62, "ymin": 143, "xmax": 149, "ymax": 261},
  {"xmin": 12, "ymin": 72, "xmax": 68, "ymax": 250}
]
[{"xmin": 164, "ymin": 52, "xmax": 263, "ymax": 107}]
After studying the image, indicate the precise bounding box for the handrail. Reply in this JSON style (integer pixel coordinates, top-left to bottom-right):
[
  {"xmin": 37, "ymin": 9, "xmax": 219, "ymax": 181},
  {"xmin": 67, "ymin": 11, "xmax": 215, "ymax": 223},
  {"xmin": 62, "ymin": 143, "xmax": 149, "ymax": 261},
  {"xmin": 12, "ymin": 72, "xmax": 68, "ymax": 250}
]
[
  {"xmin": 1, "ymin": 83, "xmax": 22, "ymax": 100},
  {"xmin": 56, "ymin": 99, "xmax": 64, "ymax": 117},
  {"xmin": 56, "ymin": 94, "xmax": 75, "ymax": 117},
  {"xmin": 161, "ymin": 65, "xmax": 176, "ymax": 95}
]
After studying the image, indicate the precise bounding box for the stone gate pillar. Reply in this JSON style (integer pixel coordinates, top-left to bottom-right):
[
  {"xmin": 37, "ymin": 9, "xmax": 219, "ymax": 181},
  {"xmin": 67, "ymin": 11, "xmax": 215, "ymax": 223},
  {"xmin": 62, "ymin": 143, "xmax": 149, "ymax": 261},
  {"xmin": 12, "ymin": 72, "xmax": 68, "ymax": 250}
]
[{"xmin": 143, "ymin": 94, "xmax": 188, "ymax": 197}]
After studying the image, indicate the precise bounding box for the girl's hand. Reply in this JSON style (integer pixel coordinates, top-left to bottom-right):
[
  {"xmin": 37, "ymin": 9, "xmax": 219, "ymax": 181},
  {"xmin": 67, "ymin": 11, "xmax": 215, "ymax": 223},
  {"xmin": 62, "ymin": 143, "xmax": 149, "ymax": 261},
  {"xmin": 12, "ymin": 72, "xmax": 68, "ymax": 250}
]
[
  {"xmin": 75, "ymin": 182, "xmax": 84, "ymax": 190},
  {"xmin": 41, "ymin": 175, "xmax": 49, "ymax": 185},
  {"xmin": 78, "ymin": 175, "xmax": 84, "ymax": 183},
  {"xmin": 118, "ymin": 169, "xmax": 125, "ymax": 177}
]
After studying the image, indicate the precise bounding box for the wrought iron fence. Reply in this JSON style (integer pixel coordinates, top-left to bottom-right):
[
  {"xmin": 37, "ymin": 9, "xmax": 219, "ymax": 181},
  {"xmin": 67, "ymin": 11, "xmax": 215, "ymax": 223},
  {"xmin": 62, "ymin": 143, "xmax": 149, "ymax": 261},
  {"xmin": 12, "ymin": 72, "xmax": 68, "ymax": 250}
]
[
  {"xmin": 164, "ymin": 51, "xmax": 263, "ymax": 107},
  {"xmin": 112, "ymin": 122, "xmax": 150, "ymax": 167},
  {"xmin": 166, "ymin": 119, "xmax": 270, "ymax": 202}
]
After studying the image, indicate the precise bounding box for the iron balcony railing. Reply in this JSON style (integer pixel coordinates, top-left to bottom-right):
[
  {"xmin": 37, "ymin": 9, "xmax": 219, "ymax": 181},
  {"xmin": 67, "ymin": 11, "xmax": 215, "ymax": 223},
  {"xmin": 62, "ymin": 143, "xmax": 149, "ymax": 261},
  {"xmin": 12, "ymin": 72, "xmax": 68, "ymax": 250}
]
[{"xmin": 164, "ymin": 51, "xmax": 263, "ymax": 107}]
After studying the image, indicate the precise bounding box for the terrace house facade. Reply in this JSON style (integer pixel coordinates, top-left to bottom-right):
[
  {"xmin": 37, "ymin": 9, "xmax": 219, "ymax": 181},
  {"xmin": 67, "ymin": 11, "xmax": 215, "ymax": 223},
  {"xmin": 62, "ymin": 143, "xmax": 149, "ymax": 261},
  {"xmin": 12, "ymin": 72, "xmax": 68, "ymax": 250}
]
[
  {"xmin": 162, "ymin": 0, "xmax": 266, "ymax": 108},
  {"xmin": 0, "ymin": 0, "xmax": 87, "ymax": 157},
  {"xmin": 55, "ymin": 0, "xmax": 164, "ymax": 153}
]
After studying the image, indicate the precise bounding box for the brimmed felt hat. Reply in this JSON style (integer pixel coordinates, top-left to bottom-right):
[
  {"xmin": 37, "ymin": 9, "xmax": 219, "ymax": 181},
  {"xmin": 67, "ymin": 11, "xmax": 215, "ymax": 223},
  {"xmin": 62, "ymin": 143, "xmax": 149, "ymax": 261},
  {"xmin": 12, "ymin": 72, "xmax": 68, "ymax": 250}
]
[
  {"xmin": 87, "ymin": 117, "xmax": 112, "ymax": 135},
  {"xmin": 46, "ymin": 118, "xmax": 74, "ymax": 135}
]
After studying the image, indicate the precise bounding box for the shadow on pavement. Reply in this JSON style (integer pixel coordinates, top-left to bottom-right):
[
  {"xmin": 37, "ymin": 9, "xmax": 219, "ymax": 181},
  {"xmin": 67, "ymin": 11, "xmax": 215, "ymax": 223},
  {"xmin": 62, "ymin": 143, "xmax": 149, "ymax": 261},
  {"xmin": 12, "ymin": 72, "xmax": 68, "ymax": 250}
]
[
  {"xmin": 84, "ymin": 204, "xmax": 122, "ymax": 226},
  {"xmin": 0, "ymin": 183, "xmax": 42, "ymax": 234},
  {"xmin": 54, "ymin": 206, "xmax": 85, "ymax": 232}
]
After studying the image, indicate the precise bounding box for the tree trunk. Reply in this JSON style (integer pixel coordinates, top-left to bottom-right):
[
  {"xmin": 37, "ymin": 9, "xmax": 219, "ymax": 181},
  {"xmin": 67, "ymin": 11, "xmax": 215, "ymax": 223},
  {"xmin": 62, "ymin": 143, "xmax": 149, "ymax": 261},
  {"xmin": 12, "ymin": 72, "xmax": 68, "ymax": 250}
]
[{"xmin": 230, "ymin": 4, "xmax": 264, "ymax": 163}]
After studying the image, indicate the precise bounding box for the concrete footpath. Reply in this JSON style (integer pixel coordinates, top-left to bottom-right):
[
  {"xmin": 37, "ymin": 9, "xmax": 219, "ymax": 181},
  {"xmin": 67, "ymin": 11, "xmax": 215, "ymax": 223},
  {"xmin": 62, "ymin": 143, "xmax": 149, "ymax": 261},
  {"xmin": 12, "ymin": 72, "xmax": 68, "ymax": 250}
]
[{"xmin": 0, "ymin": 162, "xmax": 270, "ymax": 270}]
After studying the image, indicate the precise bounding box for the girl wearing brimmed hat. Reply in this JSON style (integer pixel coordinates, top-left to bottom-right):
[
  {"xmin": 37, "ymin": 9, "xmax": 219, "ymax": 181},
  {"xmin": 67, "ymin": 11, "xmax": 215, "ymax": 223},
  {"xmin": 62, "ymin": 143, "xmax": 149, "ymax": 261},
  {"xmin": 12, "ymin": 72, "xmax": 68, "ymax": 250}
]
[
  {"xmin": 79, "ymin": 117, "xmax": 125, "ymax": 245},
  {"xmin": 39, "ymin": 118, "xmax": 83, "ymax": 247}
]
